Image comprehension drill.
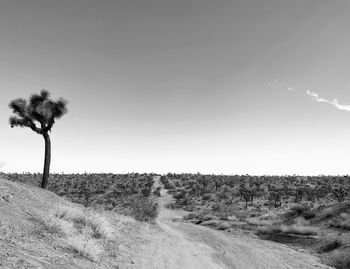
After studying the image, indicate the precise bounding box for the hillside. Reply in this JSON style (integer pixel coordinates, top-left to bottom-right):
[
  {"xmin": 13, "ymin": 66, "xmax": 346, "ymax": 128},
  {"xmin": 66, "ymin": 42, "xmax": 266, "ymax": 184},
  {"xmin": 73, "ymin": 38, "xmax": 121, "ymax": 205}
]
[
  {"xmin": 0, "ymin": 177, "xmax": 141, "ymax": 269},
  {"xmin": 0, "ymin": 176, "xmax": 335, "ymax": 269}
]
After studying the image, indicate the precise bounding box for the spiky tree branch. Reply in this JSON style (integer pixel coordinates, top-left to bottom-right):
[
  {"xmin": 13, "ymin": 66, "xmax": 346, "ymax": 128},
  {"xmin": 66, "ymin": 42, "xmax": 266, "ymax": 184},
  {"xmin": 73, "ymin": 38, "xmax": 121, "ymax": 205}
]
[{"xmin": 8, "ymin": 89, "xmax": 68, "ymax": 188}]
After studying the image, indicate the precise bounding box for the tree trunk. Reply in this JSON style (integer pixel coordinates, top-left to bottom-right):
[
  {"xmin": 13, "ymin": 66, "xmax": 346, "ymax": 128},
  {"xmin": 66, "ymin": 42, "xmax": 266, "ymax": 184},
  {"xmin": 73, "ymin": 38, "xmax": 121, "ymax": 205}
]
[{"xmin": 40, "ymin": 132, "xmax": 51, "ymax": 189}]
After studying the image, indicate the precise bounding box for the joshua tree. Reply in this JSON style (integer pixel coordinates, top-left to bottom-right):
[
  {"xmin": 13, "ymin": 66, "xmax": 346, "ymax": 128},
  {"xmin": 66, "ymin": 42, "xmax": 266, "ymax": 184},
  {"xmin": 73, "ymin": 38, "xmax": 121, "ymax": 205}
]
[{"xmin": 8, "ymin": 90, "xmax": 68, "ymax": 188}]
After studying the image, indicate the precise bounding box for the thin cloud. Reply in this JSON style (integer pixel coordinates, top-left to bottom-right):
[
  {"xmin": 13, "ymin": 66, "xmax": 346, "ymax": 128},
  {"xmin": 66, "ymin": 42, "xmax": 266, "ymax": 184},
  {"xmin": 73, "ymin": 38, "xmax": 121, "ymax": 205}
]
[
  {"xmin": 306, "ymin": 90, "xmax": 350, "ymax": 112},
  {"xmin": 267, "ymin": 79, "xmax": 294, "ymax": 91}
]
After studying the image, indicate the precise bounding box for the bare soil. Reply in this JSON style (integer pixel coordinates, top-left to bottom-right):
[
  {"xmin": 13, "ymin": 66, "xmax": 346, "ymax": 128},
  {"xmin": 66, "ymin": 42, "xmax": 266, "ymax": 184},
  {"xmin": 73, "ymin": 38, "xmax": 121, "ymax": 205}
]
[
  {"xmin": 0, "ymin": 177, "xmax": 334, "ymax": 268},
  {"xmin": 129, "ymin": 176, "xmax": 332, "ymax": 269}
]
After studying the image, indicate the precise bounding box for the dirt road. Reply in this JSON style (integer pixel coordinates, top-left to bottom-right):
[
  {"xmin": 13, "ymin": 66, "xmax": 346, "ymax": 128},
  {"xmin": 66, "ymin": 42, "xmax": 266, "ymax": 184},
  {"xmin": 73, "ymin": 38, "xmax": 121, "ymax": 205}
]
[{"xmin": 132, "ymin": 176, "xmax": 332, "ymax": 269}]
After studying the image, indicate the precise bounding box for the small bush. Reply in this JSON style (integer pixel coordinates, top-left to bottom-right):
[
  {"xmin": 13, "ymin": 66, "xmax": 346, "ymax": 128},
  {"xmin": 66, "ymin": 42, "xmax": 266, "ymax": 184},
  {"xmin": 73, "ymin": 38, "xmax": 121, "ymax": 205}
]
[
  {"xmin": 319, "ymin": 202, "xmax": 350, "ymax": 220},
  {"xmin": 227, "ymin": 215, "xmax": 239, "ymax": 221},
  {"xmin": 54, "ymin": 204, "xmax": 85, "ymax": 222},
  {"xmin": 86, "ymin": 213, "xmax": 114, "ymax": 239},
  {"xmin": 285, "ymin": 204, "xmax": 315, "ymax": 220},
  {"xmin": 216, "ymin": 222, "xmax": 230, "ymax": 230},
  {"xmin": 53, "ymin": 204, "xmax": 114, "ymax": 239},
  {"xmin": 174, "ymin": 191, "xmax": 186, "ymax": 200},
  {"xmin": 130, "ymin": 195, "xmax": 158, "ymax": 222},
  {"xmin": 162, "ymin": 178, "xmax": 175, "ymax": 189},
  {"xmin": 281, "ymin": 224, "xmax": 317, "ymax": 235},
  {"xmin": 31, "ymin": 213, "xmax": 74, "ymax": 236},
  {"xmin": 317, "ymin": 239, "xmax": 342, "ymax": 253},
  {"xmin": 67, "ymin": 235, "xmax": 102, "ymax": 262},
  {"xmin": 324, "ymin": 250, "xmax": 350, "ymax": 269},
  {"xmin": 183, "ymin": 212, "xmax": 199, "ymax": 220},
  {"xmin": 201, "ymin": 214, "xmax": 217, "ymax": 221},
  {"xmin": 330, "ymin": 213, "xmax": 350, "ymax": 231},
  {"xmin": 202, "ymin": 194, "xmax": 211, "ymax": 201},
  {"xmin": 246, "ymin": 217, "xmax": 273, "ymax": 226},
  {"xmin": 257, "ymin": 223, "xmax": 317, "ymax": 236},
  {"xmin": 319, "ymin": 207, "xmax": 339, "ymax": 220}
]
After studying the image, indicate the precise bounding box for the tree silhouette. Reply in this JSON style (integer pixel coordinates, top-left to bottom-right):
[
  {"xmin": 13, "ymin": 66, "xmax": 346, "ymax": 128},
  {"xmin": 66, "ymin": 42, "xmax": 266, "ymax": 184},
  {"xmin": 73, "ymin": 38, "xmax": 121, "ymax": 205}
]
[{"xmin": 9, "ymin": 90, "xmax": 68, "ymax": 188}]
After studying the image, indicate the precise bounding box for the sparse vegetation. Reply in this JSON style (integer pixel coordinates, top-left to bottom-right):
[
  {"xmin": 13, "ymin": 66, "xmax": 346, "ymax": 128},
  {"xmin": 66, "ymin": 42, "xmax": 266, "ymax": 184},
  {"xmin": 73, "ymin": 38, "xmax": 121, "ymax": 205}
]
[
  {"xmin": 257, "ymin": 223, "xmax": 318, "ymax": 236},
  {"xmin": 130, "ymin": 194, "xmax": 158, "ymax": 222},
  {"xmin": 32, "ymin": 213, "xmax": 74, "ymax": 236},
  {"xmin": 1, "ymin": 172, "xmax": 159, "ymax": 222},
  {"xmin": 53, "ymin": 204, "xmax": 114, "ymax": 239},
  {"xmin": 323, "ymin": 250, "xmax": 350, "ymax": 269},
  {"xmin": 30, "ymin": 203, "xmax": 113, "ymax": 262},
  {"xmin": 67, "ymin": 235, "xmax": 103, "ymax": 262},
  {"xmin": 330, "ymin": 213, "xmax": 350, "ymax": 231},
  {"xmin": 317, "ymin": 239, "xmax": 342, "ymax": 254},
  {"xmin": 161, "ymin": 173, "xmax": 349, "ymax": 268}
]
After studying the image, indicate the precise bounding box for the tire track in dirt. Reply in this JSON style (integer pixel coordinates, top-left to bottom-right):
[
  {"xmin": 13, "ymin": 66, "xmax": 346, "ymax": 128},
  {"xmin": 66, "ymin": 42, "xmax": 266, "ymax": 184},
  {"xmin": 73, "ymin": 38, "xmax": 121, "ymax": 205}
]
[{"xmin": 132, "ymin": 176, "xmax": 332, "ymax": 269}]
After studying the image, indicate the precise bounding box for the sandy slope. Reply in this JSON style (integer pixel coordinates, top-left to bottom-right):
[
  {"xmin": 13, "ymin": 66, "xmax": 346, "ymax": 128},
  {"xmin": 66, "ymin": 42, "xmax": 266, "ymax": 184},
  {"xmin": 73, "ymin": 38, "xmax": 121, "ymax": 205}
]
[
  {"xmin": 132, "ymin": 176, "xmax": 332, "ymax": 269},
  {"xmin": 0, "ymin": 177, "xmax": 334, "ymax": 269},
  {"xmin": 0, "ymin": 178, "xmax": 138, "ymax": 269}
]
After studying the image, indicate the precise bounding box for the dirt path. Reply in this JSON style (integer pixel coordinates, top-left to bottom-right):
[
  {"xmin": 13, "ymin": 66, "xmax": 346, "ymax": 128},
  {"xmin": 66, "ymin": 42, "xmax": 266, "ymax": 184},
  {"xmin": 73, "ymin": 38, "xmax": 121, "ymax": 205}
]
[{"xmin": 131, "ymin": 176, "xmax": 332, "ymax": 269}]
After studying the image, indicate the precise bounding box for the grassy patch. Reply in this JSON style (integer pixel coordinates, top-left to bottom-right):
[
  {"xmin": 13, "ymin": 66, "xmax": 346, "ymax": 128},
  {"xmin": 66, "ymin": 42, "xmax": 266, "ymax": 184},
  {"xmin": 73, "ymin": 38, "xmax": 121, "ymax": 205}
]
[
  {"xmin": 330, "ymin": 213, "xmax": 350, "ymax": 231},
  {"xmin": 53, "ymin": 204, "xmax": 114, "ymax": 239},
  {"xmin": 29, "ymin": 212, "xmax": 74, "ymax": 236},
  {"xmin": 29, "ymin": 203, "xmax": 116, "ymax": 262},
  {"xmin": 67, "ymin": 235, "xmax": 103, "ymax": 262},
  {"xmin": 257, "ymin": 223, "xmax": 317, "ymax": 236},
  {"xmin": 319, "ymin": 202, "xmax": 350, "ymax": 220},
  {"xmin": 323, "ymin": 249, "xmax": 350, "ymax": 269},
  {"xmin": 284, "ymin": 204, "xmax": 316, "ymax": 220}
]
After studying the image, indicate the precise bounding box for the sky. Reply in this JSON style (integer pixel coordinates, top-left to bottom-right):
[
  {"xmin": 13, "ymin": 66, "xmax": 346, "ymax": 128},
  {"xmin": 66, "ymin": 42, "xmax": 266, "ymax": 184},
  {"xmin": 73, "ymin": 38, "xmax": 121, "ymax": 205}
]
[{"xmin": 1, "ymin": 0, "xmax": 350, "ymax": 175}]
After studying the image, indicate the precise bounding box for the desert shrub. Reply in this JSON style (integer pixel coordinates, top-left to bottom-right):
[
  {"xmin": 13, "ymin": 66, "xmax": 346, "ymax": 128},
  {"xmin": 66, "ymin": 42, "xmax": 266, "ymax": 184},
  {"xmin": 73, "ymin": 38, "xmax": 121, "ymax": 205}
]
[
  {"xmin": 86, "ymin": 213, "xmax": 114, "ymax": 239},
  {"xmin": 165, "ymin": 202, "xmax": 175, "ymax": 209},
  {"xmin": 67, "ymin": 235, "xmax": 103, "ymax": 262},
  {"xmin": 201, "ymin": 214, "xmax": 217, "ymax": 221},
  {"xmin": 320, "ymin": 207, "xmax": 338, "ymax": 220},
  {"xmin": 324, "ymin": 250, "xmax": 350, "ymax": 269},
  {"xmin": 317, "ymin": 239, "xmax": 342, "ymax": 253},
  {"xmin": 174, "ymin": 190, "xmax": 186, "ymax": 200},
  {"xmin": 53, "ymin": 204, "xmax": 114, "ymax": 239},
  {"xmin": 202, "ymin": 194, "xmax": 211, "ymax": 200},
  {"xmin": 54, "ymin": 204, "xmax": 85, "ymax": 221},
  {"xmin": 174, "ymin": 181, "xmax": 182, "ymax": 187},
  {"xmin": 284, "ymin": 204, "xmax": 315, "ymax": 220},
  {"xmin": 227, "ymin": 215, "xmax": 239, "ymax": 221},
  {"xmin": 245, "ymin": 217, "xmax": 274, "ymax": 226},
  {"xmin": 183, "ymin": 212, "xmax": 199, "ymax": 220},
  {"xmin": 230, "ymin": 210, "xmax": 251, "ymax": 221},
  {"xmin": 161, "ymin": 177, "xmax": 175, "ymax": 190},
  {"xmin": 153, "ymin": 187, "xmax": 161, "ymax": 197},
  {"xmin": 216, "ymin": 222, "xmax": 230, "ymax": 230},
  {"xmin": 279, "ymin": 224, "xmax": 317, "ymax": 235},
  {"xmin": 32, "ymin": 213, "xmax": 74, "ymax": 236},
  {"xmin": 130, "ymin": 194, "xmax": 158, "ymax": 222},
  {"xmin": 332, "ymin": 187, "xmax": 347, "ymax": 202},
  {"xmin": 268, "ymin": 191, "xmax": 282, "ymax": 208},
  {"xmin": 319, "ymin": 202, "xmax": 350, "ymax": 220},
  {"xmin": 330, "ymin": 213, "xmax": 350, "ymax": 230},
  {"xmin": 212, "ymin": 203, "xmax": 221, "ymax": 211},
  {"xmin": 257, "ymin": 223, "xmax": 317, "ymax": 236},
  {"xmin": 141, "ymin": 187, "xmax": 152, "ymax": 197},
  {"xmin": 239, "ymin": 186, "xmax": 256, "ymax": 208},
  {"xmin": 217, "ymin": 192, "xmax": 229, "ymax": 199},
  {"xmin": 217, "ymin": 212, "xmax": 231, "ymax": 220}
]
